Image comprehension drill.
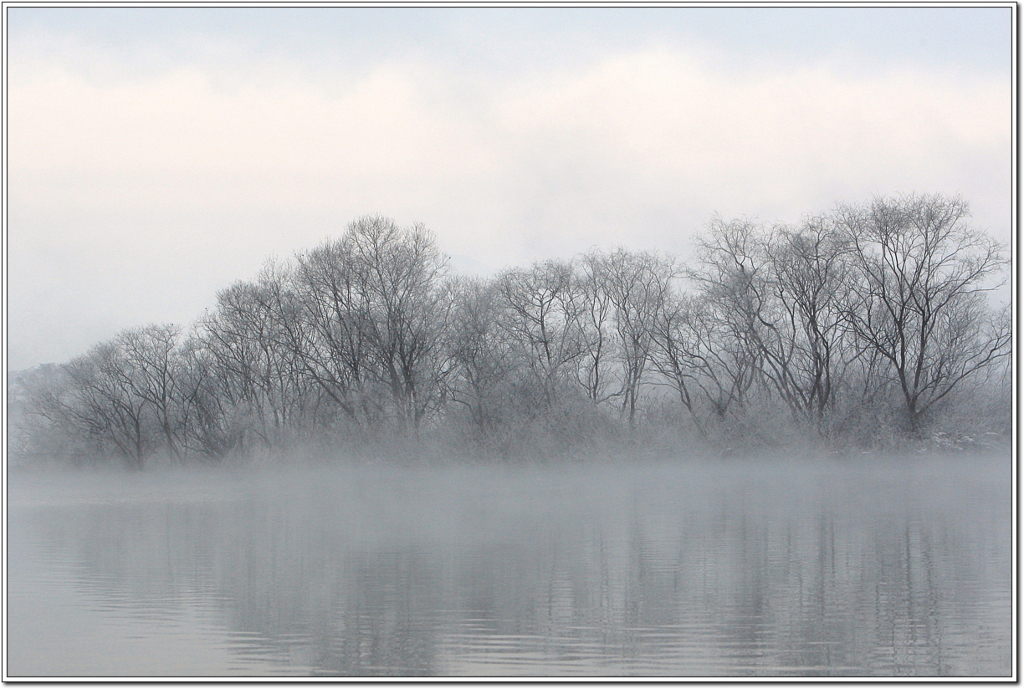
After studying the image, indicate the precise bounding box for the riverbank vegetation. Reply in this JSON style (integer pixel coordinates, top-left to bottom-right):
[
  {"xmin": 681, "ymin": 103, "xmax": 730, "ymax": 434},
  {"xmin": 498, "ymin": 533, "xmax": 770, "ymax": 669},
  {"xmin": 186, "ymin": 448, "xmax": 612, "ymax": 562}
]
[{"xmin": 9, "ymin": 193, "xmax": 1011, "ymax": 469}]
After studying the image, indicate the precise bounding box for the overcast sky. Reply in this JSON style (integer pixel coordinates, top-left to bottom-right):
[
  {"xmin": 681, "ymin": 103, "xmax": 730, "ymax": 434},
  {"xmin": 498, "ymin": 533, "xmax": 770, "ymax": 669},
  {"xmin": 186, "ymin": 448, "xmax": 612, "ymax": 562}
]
[{"xmin": 6, "ymin": 6, "xmax": 1013, "ymax": 371}]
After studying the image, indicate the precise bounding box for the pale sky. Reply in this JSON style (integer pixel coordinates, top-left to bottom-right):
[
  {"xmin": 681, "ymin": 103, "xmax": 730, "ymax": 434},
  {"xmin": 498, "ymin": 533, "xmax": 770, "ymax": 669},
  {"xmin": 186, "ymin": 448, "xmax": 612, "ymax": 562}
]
[{"xmin": 5, "ymin": 6, "xmax": 1013, "ymax": 371}]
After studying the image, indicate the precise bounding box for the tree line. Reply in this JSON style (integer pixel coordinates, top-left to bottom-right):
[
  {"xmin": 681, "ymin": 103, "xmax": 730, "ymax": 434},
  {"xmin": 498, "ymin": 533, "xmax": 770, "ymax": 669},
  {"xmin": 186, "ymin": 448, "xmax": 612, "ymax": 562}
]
[{"xmin": 12, "ymin": 193, "xmax": 1011, "ymax": 468}]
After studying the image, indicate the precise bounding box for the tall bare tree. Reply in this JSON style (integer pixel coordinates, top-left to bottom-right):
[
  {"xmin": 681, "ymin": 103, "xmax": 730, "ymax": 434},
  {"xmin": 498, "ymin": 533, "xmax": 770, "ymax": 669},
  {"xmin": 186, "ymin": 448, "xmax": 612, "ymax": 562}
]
[
  {"xmin": 598, "ymin": 249, "xmax": 676, "ymax": 426},
  {"xmin": 292, "ymin": 236, "xmax": 379, "ymax": 429},
  {"xmin": 495, "ymin": 259, "xmax": 585, "ymax": 410},
  {"xmin": 292, "ymin": 217, "xmax": 453, "ymax": 435},
  {"xmin": 200, "ymin": 261, "xmax": 316, "ymax": 448},
  {"xmin": 687, "ymin": 217, "xmax": 770, "ymax": 409},
  {"xmin": 118, "ymin": 324, "xmax": 184, "ymax": 460},
  {"xmin": 344, "ymin": 216, "xmax": 454, "ymax": 433},
  {"xmin": 175, "ymin": 333, "xmax": 245, "ymax": 459},
  {"xmin": 63, "ymin": 340, "xmax": 155, "ymax": 469},
  {"xmin": 762, "ymin": 217, "xmax": 855, "ymax": 427},
  {"xmin": 840, "ymin": 194, "xmax": 1010, "ymax": 433},
  {"xmin": 447, "ymin": 277, "xmax": 520, "ymax": 432},
  {"xmin": 650, "ymin": 292, "xmax": 758, "ymax": 436},
  {"xmin": 573, "ymin": 251, "xmax": 616, "ymax": 404}
]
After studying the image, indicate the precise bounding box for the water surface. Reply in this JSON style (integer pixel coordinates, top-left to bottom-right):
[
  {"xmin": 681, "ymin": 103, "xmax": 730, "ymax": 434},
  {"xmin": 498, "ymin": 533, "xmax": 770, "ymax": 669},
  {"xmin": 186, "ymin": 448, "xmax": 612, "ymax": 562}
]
[{"xmin": 6, "ymin": 454, "xmax": 1012, "ymax": 677}]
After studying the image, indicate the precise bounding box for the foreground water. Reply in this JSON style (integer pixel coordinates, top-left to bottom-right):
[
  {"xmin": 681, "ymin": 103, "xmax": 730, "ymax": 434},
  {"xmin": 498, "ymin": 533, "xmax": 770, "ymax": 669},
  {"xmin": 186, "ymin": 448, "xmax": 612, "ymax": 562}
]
[{"xmin": 6, "ymin": 454, "xmax": 1011, "ymax": 677}]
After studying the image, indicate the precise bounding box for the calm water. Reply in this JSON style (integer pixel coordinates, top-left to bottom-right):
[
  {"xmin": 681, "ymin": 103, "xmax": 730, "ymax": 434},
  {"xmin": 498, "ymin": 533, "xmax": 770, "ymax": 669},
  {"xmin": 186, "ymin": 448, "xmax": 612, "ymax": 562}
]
[{"xmin": 6, "ymin": 454, "xmax": 1012, "ymax": 677}]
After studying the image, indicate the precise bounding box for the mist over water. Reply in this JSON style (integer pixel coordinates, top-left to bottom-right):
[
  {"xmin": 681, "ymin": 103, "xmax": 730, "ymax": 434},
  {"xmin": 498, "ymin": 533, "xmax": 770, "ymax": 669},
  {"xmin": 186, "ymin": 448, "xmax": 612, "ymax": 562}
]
[{"xmin": 7, "ymin": 454, "xmax": 1011, "ymax": 677}]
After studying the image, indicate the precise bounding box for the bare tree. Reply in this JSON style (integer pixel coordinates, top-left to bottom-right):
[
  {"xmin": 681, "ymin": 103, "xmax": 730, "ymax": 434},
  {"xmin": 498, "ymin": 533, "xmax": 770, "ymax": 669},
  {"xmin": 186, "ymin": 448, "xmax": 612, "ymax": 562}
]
[
  {"xmin": 197, "ymin": 264, "xmax": 313, "ymax": 449},
  {"xmin": 291, "ymin": 217, "xmax": 453, "ymax": 435},
  {"xmin": 687, "ymin": 217, "xmax": 770, "ymax": 410},
  {"xmin": 292, "ymin": 236, "xmax": 379, "ymax": 430},
  {"xmin": 840, "ymin": 193, "xmax": 1010, "ymax": 433},
  {"xmin": 175, "ymin": 333, "xmax": 245, "ymax": 459},
  {"xmin": 598, "ymin": 249, "xmax": 676, "ymax": 426},
  {"xmin": 26, "ymin": 201, "xmax": 1010, "ymax": 461},
  {"xmin": 63, "ymin": 340, "xmax": 155, "ymax": 469},
  {"xmin": 688, "ymin": 215, "xmax": 866, "ymax": 432},
  {"xmin": 118, "ymin": 324, "xmax": 185, "ymax": 461},
  {"xmin": 573, "ymin": 252, "xmax": 616, "ymax": 405},
  {"xmin": 650, "ymin": 292, "xmax": 757, "ymax": 436},
  {"xmin": 762, "ymin": 217, "xmax": 855, "ymax": 427},
  {"xmin": 495, "ymin": 259, "xmax": 586, "ymax": 410},
  {"xmin": 344, "ymin": 216, "xmax": 454, "ymax": 433},
  {"xmin": 14, "ymin": 364, "xmax": 90, "ymax": 462},
  {"xmin": 447, "ymin": 277, "xmax": 520, "ymax": 433}
]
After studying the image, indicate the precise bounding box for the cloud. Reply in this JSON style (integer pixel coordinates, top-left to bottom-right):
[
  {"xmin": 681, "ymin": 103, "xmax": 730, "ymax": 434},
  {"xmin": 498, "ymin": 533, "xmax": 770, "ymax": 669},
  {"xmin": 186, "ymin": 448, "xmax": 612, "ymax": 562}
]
[{"xmin": 6, "ymin": 45, "xmax": 1010, "ymax": 369}]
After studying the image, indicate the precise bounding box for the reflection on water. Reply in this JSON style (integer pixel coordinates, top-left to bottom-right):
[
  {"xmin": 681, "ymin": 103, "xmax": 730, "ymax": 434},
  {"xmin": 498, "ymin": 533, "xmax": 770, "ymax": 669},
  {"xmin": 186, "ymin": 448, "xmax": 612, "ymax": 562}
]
[{"xmin": 6, "ymin": 456, "xmax": 1011, "ymax": 677}]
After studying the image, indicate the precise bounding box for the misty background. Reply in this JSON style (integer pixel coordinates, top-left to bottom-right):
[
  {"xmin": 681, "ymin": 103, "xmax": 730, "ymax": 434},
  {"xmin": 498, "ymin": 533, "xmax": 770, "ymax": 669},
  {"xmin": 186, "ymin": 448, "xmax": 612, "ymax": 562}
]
[
  {"xmin": 4, "ymin": 8, "xmax": 1013, "ymax": 678},
  {"xmin": 6, "ymin": 6, "xmax": 1012, "ymax": 372}
]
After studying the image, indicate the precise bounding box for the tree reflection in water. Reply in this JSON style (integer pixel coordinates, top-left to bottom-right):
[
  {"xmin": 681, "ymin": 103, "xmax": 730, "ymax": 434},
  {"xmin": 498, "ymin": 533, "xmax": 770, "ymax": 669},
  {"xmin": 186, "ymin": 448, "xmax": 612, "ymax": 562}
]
[{"xmin": 7, "ymin": 456, "xmax": 1011, "ymax": 677}]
